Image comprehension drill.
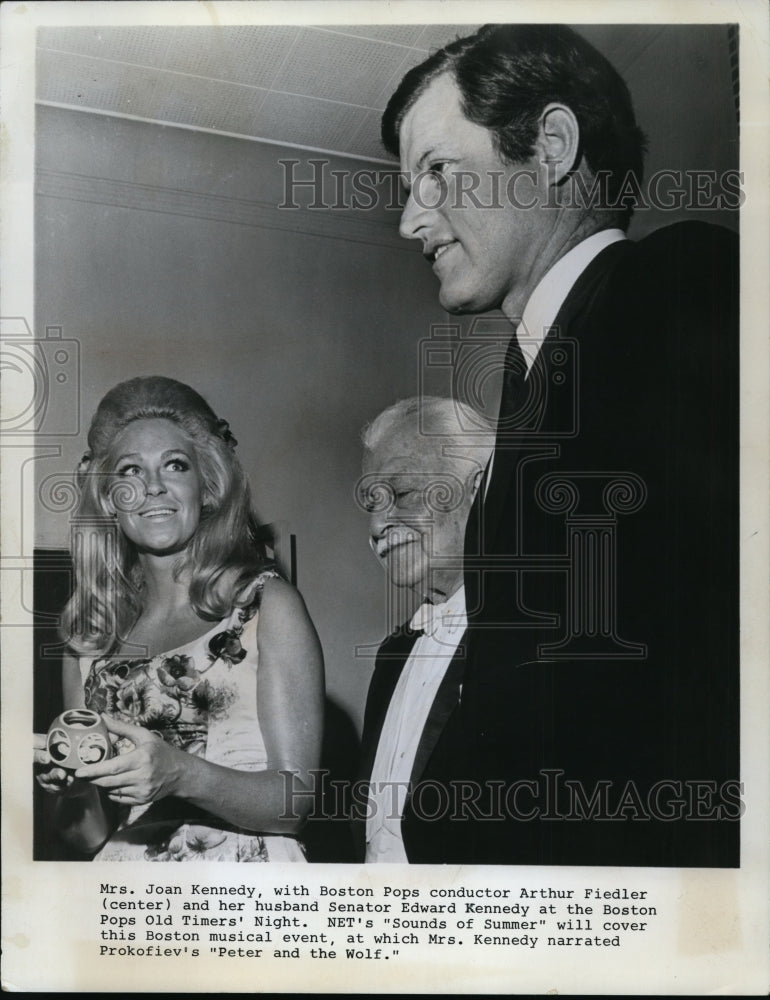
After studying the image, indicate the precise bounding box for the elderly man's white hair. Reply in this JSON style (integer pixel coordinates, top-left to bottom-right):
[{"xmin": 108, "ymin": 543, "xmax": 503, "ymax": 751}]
[{"xmin": 362, "ymin": 395, "xmax": 495, "ymax": 470}]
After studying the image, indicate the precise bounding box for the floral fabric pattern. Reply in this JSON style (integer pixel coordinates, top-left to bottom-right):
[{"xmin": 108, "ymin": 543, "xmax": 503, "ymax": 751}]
[
  {"xmin": 80, "ymin": 571, "xmax": 304, "ymax": 863},
  {"xmin": 86, "ymin": 643, "xmax": 235, "ymax": 755},
  {"xmin": 144, "ymin": 824, "xmax": 269, "ymax": 863}
]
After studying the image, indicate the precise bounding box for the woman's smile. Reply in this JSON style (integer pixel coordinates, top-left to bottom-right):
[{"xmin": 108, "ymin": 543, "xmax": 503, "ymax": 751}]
[{"xmin": 139, "ymin": 506, "xmax": 177, "ymax": 519}]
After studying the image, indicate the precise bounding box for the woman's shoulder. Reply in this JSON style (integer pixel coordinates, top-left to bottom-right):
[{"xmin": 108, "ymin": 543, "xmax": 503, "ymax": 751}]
[
  {"xmin": 255, "ymin": 574, "xmax": 310, "ymax": 622},
  {"xmin": 233, "ymin": 570, "xmax": 311, "ymax": 632},
  {"xmin": 233, "ymin": 568, "xmax": 280, "ymax": 618},
  {"xmin": 252, "ymin": 576, "xmax": 319, "ymax": 651}
]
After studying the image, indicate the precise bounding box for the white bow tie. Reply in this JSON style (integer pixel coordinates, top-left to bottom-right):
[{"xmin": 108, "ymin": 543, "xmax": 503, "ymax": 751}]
[{"xmin": 410, "ymin": 597, "xmax": 467, "ymax": 637}]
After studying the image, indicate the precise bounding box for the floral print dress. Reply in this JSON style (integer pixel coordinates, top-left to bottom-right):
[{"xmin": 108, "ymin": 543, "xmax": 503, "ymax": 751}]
[{"xmin": 80, "ymin": 571, "xmax": 305, "ymax": 862}]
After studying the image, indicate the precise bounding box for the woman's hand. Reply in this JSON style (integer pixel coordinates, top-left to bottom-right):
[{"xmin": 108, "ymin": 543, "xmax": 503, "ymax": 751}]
[
  {"xmin": 34, "ymin": 733, "xmax": 74, "ymax": 795},
  {"xmin": 74, "ymin": 716, "xmax": 186, "ymax": 807}
]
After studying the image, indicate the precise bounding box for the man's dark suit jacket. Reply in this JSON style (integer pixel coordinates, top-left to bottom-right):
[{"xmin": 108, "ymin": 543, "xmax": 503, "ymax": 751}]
[
  {"xmin": 353, "ymin": 624, "xmax": 472, "ymax": 863},
  {"xmin": 355, "ymin": 221, "xmax": 739, "ymax": 867},
  {"xmin": 459, "ymin": 220, "xmax": 740, "ymax": 867}
]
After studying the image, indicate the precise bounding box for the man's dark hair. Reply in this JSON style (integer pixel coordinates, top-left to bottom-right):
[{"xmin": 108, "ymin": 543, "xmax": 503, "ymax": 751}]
[{"xmin": 382, "ymin": 24, "xmax": 647, "ymax": 224}]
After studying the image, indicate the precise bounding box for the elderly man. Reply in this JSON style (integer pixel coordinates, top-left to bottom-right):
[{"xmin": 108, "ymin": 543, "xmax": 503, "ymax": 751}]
[
  {"xmin": 354, "ymin": 396, "xmax": 494, "ymax": 863},
  {"xmin": 381, "ymin": 26, "xmax": 739, "ymax": 865}
]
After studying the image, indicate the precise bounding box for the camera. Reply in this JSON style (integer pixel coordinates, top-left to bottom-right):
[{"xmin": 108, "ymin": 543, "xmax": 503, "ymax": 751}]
[
  {"xmin": 0, "ymin": 319, "xmax": 81, "ymax": 437},
  {"xmin": 419, "ymin": 317, "xmax": 579, "ymax": 441}
]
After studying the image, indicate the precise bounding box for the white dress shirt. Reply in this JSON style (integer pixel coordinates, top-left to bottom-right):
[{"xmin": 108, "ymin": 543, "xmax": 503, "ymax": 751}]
[{"xmin": 365, "ymin": 586, "xmax": 468, "ymax": 863}]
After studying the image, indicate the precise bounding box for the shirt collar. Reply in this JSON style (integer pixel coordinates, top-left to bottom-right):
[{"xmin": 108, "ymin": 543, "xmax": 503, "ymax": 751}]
[
  {"xmin": 517, "ymin": 228, "xmax": 628, "ymax": 372},
  {"xmin": 410, "ymin": 585, "xmax": 467, "ymax": 637}
]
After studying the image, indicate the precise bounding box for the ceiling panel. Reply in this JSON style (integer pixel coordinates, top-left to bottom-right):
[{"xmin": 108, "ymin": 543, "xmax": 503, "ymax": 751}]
[
  {"xmin": 35, "ymin": 23, "xmax": 735, "ymax": 170},
  {"xmin": 255, "ymin": 90, "xmax": 370, "ymax": 151},
  {"xmin": 371, "ymin": 44, "xmax": 440, "ymax": 110},
  {"xmin": 37, "ymin": 25, "xmax": 175, "ymax": 65},
  {"xmin": 37, "ymin": 48, "xmax": 157, "ymax": 117},
  {"xmin": 346, "ymin": 108, "xmax": 393, "ymax": 162},
  {"xmin": 413, "ymin": 23, "xmax": 483, "ymax": 50},
  {"xmin": 270, "ymin": 27, "xmax": 412, "ymax": 107},
  {"xmin": 577, "ymin": 24, "xmax": 666, "ymax": 76},
  {"xmin": 145, "ymin": 68, "xmax": 269, "ymax": 135},
  {"xmin": 37, "ymin": 47, "xmax": 272, "ymax": 136},
  {"xmin": 158, "ymin": 24, "xmax": 300, "ymax": 90},
  {"xmin": 312, "ymin": 24, "xmax": 429, "ymax": 47}
]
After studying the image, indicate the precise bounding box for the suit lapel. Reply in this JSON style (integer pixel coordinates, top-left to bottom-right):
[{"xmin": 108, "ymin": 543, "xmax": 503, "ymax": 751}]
[
  {"xmin": 463, "ymin": 475, "xmax": 484, "ymax": 616},
  {"xmin": 351, "ymin": 628, "xmax": 419, "ymax": 861},
  {"xmin": 479, "ymin": 240, "xmax": 633, "ymax": 554},
  {"xmin": 477, "ymin": 438, "xmax": 522, "ymax": 563},
  {"xmin": 408, "ymin": 643, "xmax": 466, "ymax": 789},
  {"xmin": 357, "ymin": 628, "xmax": 419, "ymax": 786},
  {"xmin": 550, "ymin": 238, "xmax": 631, "ymax": 334}
]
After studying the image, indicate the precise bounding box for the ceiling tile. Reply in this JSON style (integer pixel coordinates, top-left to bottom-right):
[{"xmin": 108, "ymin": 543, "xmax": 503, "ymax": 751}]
[
  {"xmin": 37, "ymin": 48, "xmax": 268, "ymax": 137},
  {"xmin": 37, "ymin": 48, "xmax": 156, "ymax": 117},
  {"xmin": 37, "ymin": 25, "xmax": 174, "ymax": 66},
  {"xmin": 312, "ymin": 25, "xmax": 428, "ymax": 47},
  {"xmin": 347, "ymin": 108, "xmax": 398, "ymax": 162},
  {"xmin": 575, "ymin": 24, "xmax": 667, "ymax": 76},
  {"xmin": 412, "ymin": 24, "xmax": 482, "ymax": 52},
  {"xmin": 271, "ymin": 27, "xmax": 410, "ymax": 106},
  {"xmin": 254, "ymin": 90, "xmax": 369, "ymax": 151},
  {"xmin": 143, "ymin": 71, "xmax": 268, "ymax": 135},
  {"xmin": 158, "ymin": 25, "xmax": 300, "ymax": 90}
]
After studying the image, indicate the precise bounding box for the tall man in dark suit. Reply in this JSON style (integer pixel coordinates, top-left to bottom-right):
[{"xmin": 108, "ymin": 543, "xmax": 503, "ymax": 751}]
[
  {"xmin": 381, "ymin": 25, "xmax": 740, "ymax": 865},
  {"xmin": 355, "ymin": 396, "xmax": 494, "ymax": 862}
]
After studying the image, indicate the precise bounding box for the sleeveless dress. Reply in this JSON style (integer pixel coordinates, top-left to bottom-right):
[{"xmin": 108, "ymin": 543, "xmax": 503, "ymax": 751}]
[{"xmin": 80, "ymin": 570, "xmax": 306, "ymax": 862}]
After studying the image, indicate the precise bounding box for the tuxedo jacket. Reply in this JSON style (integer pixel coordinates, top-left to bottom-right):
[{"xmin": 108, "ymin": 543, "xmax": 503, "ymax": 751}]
[
  {"xmin": 352, "ymin": 624, "xmax": 475, "ymax": 864},
  {"xmin": 457, "ymin": 221, "xmax": 740, "ymax": 866}
]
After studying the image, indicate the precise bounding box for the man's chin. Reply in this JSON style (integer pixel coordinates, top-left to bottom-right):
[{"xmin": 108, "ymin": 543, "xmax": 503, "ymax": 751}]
[
  {"xmin": 438, "ymin": 285, "xmax": 496, "ymax": 316},
  {"xmin": 386, "ymin": 567, "xmax": 426, "ymax": 593},
  {"xmin": 439, "ymin": 292, "xmax": 472, "ymax": 315}
]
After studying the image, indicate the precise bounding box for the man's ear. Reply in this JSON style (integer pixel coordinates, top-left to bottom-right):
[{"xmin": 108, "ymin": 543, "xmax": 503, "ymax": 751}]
[{"xmin": 535, "ymin": 103, "xmax": 581, "ymax": 184}]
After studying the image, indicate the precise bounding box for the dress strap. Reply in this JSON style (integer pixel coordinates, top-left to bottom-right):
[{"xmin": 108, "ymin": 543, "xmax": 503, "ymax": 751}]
[
  {"xmin": 79, "ymin": 656, "xmax": 95, "ymax": 686},
  {"xmin": 244, "ymin": 568, "xmax": 279, "ymax": 600},
  {"xmin": 230, "ymin": 569, "xmax": 281, "ymax": 625}
]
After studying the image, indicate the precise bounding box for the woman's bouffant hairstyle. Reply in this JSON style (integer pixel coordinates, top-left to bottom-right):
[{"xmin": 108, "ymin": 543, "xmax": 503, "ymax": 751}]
[
  {"xmin": 61, "ymin": 376, "xmax": 273, "ymax": 655},
  {"xmin": 382, "ymin": 24, "xmax": 648, "ymax": 227}
]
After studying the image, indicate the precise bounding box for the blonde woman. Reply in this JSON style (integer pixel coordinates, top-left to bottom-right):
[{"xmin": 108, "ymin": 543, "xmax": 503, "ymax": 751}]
[{"xmin": 37, "ymin": 376, "xmax": 323, "ymax": 862}]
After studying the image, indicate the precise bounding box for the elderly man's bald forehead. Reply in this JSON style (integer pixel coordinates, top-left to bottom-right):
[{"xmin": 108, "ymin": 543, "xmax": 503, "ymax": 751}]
[{"xmin": 362, "ymin": 396, "xmax": 493, "ymax": 458}]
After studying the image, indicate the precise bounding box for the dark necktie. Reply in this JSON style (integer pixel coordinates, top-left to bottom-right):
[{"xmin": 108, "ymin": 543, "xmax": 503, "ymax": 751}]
[
  {"xmin": 464, "ymin": 328, "xmax": 527, "ymax": 613},
  {"xmin": 497, "ymin": 329, "xmax": 528, "ymax": 432}
]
